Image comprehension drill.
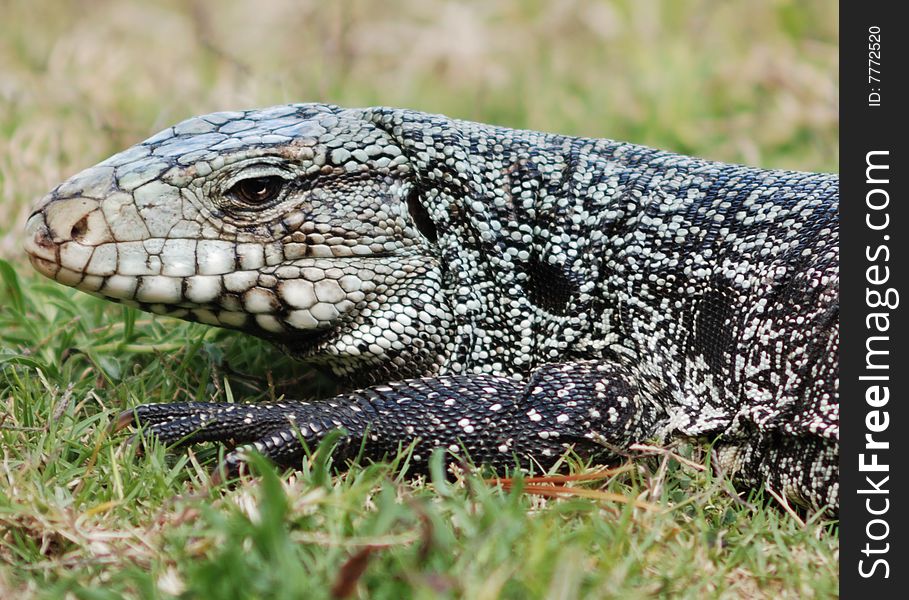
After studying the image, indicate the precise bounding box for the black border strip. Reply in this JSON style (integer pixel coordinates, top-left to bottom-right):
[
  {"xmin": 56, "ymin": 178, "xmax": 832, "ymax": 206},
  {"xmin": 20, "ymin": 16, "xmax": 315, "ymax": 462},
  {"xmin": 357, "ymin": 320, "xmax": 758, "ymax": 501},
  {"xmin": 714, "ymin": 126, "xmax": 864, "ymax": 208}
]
[{"xmin": 840, "ymin": 2, "xmax": 907, "ymax": 595}]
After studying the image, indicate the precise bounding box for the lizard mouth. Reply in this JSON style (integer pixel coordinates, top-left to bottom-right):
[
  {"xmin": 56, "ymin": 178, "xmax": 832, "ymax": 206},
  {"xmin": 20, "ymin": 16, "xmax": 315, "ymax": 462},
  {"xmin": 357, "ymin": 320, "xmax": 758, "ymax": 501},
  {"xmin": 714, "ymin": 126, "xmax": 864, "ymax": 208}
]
[
  {"xmin": 28, "ymin": 254, "xmax": 59, "ymax": 279},
  {"xmin": 24, "ymin": 199, "xmax": 381, "ymax": 343}
]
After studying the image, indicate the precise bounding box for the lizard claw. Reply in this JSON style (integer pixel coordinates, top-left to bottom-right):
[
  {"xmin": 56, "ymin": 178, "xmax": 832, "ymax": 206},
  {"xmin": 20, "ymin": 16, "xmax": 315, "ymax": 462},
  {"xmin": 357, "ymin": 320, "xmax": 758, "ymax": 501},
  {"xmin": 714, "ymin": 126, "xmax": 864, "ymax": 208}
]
[
  {"xmin": 113, "ymin": 409, "xmax": 138, "ymax": 433},
  {"xmin": 209, "ymin": 449, "xmax": 252, "ymax": 486},
  {"xmin": 109, "ymin": 401, "xmax": 347, "ymax": 479}
]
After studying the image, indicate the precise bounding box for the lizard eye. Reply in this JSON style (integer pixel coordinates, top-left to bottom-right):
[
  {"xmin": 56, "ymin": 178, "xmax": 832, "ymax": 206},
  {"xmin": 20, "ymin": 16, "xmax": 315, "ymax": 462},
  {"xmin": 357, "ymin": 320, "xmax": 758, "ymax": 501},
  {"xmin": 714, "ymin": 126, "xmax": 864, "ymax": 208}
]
[{"xmin": 229, "ymin": 176, "xmax": 285, "ymax": 205}]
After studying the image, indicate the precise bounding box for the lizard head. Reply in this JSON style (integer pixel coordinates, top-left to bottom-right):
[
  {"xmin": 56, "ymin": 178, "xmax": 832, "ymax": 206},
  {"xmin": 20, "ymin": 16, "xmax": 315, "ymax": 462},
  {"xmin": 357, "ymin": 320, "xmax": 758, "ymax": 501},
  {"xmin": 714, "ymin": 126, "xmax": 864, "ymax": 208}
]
[{"xmin": 24, "ymin": 103, "xmax": 455, "ymax": 381}]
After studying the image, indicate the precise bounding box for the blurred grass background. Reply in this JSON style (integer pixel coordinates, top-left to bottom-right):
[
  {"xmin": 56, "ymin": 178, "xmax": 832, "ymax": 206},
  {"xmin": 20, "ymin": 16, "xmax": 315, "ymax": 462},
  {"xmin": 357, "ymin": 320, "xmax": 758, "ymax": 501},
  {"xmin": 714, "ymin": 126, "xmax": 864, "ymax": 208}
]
[{"xmin": 1, "ymin": 0, "xmax": 837, "ymax": 598}]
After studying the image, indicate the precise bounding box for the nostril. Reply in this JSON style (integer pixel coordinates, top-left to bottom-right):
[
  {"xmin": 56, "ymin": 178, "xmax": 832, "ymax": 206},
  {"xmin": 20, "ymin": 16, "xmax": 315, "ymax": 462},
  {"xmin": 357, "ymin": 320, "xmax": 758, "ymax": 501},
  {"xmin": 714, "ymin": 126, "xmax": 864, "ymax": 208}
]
[
  {"xmin": 70, "ymin": 214, "xmax": 90, "ymax": 243},
  {"xmin": 41, "ymin": 198, "xmax": 111, "ymax": 246},
  {"xmin": 34, "ymin": 223, "xmax": 56, "ymax": 249}
]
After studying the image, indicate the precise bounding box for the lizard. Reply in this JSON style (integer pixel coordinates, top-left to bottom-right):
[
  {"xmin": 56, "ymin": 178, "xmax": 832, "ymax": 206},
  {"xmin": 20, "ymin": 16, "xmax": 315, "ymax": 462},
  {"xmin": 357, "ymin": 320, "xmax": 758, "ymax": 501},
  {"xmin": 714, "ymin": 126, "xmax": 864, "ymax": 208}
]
[{"xmin": 23, "ymin": 103, "xmax": 839, "ymax": 515}]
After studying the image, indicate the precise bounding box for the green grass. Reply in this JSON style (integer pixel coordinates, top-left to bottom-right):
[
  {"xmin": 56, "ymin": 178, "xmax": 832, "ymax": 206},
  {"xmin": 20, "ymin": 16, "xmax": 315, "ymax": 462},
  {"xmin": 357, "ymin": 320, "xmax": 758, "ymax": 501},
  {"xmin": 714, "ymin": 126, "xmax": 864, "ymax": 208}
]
[{"xmin": 1, "ymin": 0, "xmax": 838, "ymax": 597}]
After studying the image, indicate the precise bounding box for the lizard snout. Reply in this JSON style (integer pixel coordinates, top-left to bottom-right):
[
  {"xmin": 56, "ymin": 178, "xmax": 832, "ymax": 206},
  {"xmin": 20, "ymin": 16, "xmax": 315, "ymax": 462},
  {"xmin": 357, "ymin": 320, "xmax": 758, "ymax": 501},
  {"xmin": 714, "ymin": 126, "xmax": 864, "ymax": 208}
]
[
  {"xmin": 23, "ymin": 212, "xmax": 59, "ymax": 278},
  {"xmin": 24, "ymin": 195, "xmax": 113, "ymax": 281}
]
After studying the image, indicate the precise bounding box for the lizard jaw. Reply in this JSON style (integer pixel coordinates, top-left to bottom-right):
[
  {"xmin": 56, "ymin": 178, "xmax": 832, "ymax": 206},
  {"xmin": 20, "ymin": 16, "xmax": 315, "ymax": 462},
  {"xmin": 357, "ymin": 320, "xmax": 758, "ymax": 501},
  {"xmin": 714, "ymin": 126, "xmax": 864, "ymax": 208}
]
[{"xmin": 22, "ymin": 190, "xmax": 424, "ymax": 364}]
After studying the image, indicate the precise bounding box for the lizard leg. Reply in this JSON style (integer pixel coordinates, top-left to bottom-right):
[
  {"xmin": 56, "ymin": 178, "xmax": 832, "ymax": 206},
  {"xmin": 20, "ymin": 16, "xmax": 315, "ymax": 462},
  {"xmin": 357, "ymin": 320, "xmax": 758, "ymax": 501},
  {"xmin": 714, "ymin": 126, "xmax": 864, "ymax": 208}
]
[
  {"xmin": 117, "ymin": 361, "xmax": 662, "ymax": 478},
  {"xmin": 116, "ymin": 401, "xmax": 323, "ymax": 445}
]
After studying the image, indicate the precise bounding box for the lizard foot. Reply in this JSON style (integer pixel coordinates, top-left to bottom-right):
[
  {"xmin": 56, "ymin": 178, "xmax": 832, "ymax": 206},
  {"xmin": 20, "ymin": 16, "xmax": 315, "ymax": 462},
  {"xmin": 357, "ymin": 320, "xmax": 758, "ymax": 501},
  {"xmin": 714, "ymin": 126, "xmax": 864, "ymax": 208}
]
[{"xmin": 114, "ymin": 401, "xmax": 354, "ymax": 482}]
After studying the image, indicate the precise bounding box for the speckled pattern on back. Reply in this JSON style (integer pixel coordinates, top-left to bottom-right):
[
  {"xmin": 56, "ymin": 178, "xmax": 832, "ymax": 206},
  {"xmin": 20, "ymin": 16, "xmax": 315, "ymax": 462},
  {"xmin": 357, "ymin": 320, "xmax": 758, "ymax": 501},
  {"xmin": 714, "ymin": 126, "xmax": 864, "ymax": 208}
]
[{"xmin": 24, "ymin": 104, "xmax": 839, "ymax": 514}]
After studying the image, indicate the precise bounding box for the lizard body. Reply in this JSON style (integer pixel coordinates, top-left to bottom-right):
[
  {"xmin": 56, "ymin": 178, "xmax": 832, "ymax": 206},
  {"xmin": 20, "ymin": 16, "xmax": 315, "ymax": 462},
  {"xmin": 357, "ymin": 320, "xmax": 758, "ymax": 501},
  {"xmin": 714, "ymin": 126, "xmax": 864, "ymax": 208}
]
[{"xmin": 24, "ymin": 104, "xmax": 839, "ymax": 513}]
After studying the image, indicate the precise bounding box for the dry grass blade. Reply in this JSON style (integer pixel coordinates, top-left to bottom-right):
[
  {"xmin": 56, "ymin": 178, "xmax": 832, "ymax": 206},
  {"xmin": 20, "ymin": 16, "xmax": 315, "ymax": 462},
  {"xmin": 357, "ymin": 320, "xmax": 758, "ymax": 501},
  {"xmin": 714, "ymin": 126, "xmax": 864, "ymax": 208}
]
[
  {"xmin": 486, "ymin": 464, "xmax": 635, "ymax": 486},
  {"xmin": 628, "ymin": 443, "xmax": 708, "ymax": 472},
  {"xmin": 488, "ymin": 465, "xmax": 661, "ymax": 512},
  {"xmin": 514, "ymin": 485, "xmax": 662, "ymax": 512},
  {"xmin": 330, "ymin": 546, "xmax": 378, "ymax": 599}
]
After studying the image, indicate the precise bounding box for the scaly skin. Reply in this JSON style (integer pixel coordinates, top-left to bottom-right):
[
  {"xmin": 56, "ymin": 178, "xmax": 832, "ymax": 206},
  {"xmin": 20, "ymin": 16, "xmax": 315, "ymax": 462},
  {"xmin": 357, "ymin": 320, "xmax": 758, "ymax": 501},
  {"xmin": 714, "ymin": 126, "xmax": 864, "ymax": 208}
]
[{"xmin": 24, "ymin": 104, "xmax": 838, "ymax": 514}]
